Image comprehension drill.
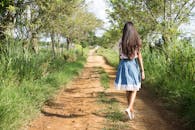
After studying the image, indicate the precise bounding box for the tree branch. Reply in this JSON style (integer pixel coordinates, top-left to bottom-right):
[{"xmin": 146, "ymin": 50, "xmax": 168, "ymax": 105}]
[
  {"xmin": 143, "ymin": 0, "xmax": 158, "ymax": 24},
  {"xmin": 177, "ymin": 4, "xmax": 195, "ymax": 25},
  {"xmin": 174, "ymin": 0, "xmax": 193, "ymax": 22}
]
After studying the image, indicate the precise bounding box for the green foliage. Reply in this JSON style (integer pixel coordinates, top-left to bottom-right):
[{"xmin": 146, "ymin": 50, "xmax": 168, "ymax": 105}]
[
  {"xmin": 106, "ymin": 0, "xmax": 195, "ymax": 46},
  {"xmin": 96, "ymin": 28, "xmax": 121, "ymax": 48},
  {"xmin": 166, "ymin": 41, "xmax": 195, "ymax": 81},
  {"xmin": 0, "ymin": 0, "xmax": 100, "ymax": 129},
  {"xmin": 0, "ymin": 40, "xmax": 87, "ymax": 130},
  {"xmin": 142, "ymin": 40, "xmax": 195, "ymax": 129},
  {"xmin": 0, "ymin": 0, "xmax": 102, "ymax": 56},
  {"xmin": 0, "ymin": 58, "xmax": 86, "ymax": 130}
]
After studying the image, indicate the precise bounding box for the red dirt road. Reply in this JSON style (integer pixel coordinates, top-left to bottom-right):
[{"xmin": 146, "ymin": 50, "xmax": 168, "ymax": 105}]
[{"xmin": 26, "ymin": 49, "xmax": 180, "ymax": 130}]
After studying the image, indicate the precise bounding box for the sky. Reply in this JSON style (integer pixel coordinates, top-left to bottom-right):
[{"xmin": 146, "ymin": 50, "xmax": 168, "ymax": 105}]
[
  {"xmin": 180, "ymin": 8, "xmax": 195, "ymax": 36},
  {"xmin": 86, "ymin": 0, "xmax": 195, "ymax": 38},
  {"xmin": 85, "ymin": 0, "xmax": 110, "ymax": 36}
]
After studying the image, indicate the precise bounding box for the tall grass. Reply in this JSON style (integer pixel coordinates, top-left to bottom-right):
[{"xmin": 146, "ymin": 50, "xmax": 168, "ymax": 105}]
[
  {"xmin": 142, "ymin": 41, "xmax": 195, "ymax": 129},
  {"xmin": 98, "ymin": 40, "xmax": 195, "ymax": 129},
  {"xmin": 0, "ymin": 40, "xmax": 88, "ymax": 130}
]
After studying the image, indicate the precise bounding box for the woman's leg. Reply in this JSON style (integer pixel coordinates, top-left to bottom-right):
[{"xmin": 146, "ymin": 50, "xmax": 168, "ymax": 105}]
[
  {"xmin": 128, "ymin": 91, "xmax": 137, "ymax": 112},
  {"xmin": 126, "ymin": 91, "xmax": 131, "ymax": 106}
]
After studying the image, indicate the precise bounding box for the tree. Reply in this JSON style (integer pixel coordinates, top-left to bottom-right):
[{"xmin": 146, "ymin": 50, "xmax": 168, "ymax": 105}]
[
  {"xmin": 61, "ymin": 4, "xmax": 102, "ymax": 50},
  {"xmin": 0, "ymin": 0, "xmax": 103, "ymax": 57},
  {"xmin": 107, "ymin": 0, "xmax": 195, "ymax": 45}
]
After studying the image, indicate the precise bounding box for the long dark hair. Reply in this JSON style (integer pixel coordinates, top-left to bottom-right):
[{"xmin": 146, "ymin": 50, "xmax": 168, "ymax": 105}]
[{"xmin": 121, "ymin": 21, "xmax": 141, "ymax": 58}]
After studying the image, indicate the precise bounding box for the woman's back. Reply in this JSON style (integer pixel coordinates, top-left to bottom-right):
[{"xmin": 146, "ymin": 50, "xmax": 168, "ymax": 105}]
[{"xmin": 119, "ymin": 40, "xmax": 138, "ymax": 60}]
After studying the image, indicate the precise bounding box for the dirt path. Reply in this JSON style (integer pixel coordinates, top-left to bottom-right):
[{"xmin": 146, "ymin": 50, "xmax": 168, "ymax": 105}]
[{"xmin": 27, "ymin": 49, "xmax": 180, "ymax": 130}]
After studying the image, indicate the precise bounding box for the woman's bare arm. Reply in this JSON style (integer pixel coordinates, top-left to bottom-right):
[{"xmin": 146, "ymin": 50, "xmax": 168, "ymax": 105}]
[{"xmin": 138, "ymin": 51, "xmax": 145, "ymax": 80}]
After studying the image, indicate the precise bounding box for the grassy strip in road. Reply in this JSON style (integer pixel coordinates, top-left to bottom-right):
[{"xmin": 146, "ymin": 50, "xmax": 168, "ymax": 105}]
[
  {"xmin": 96, "ymin": 50, "xmax": 129, "ymax": 130},
  {"xmin": 97, "ymin": 92, "xmax": 129, "ymax": 130},
  {"xmin": 98, "ymin": 68, "xmax": 110, "ymax": 90}
]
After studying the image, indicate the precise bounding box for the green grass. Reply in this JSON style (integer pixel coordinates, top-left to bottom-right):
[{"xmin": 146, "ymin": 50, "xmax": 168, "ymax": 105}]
[
  {"xmin": 0, "ymin": 58, "xmax": 86, "ymax": 130},
  {"xmin": 97, "ymin": 92, "xmax": 128, "ymax": 130},
  {"xmin": 142, "ymin": 46, "xmax": 195, "ymax": 129},
  {"xmin": 106, "ymin": 107, "xmax": 125, "ymax": 122},
  {"xmin": 98, "ymin": 68, "xmax": 110, "ymax": 90},
  {"xmin": 0, "ymin": 41, "xmax": 88, "ymax": 130},
  {"xmin": 97, "ymin": 92, "xmax": 118, "ymax": 105}
]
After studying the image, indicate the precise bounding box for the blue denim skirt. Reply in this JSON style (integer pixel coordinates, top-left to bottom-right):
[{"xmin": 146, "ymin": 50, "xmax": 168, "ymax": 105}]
[{"xmin": 115, "ymin": 58, "xmax": 141, "ymax": 91}]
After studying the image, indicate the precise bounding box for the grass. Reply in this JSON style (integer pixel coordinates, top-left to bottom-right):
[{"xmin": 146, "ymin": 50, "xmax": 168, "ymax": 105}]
[
  {"xmin": 98, "ymin": 68, "xmax": 110, "ymax": 90},
  {"xmin": 106, "ymin": 107, "xmax": 125, "ymax": 122},
  {"xmin": 0, "ymin": 42, "xmax": 88, "ymax": 130},
  {"xmin": 97, "ymin": 92, "xmax": 129, "ymax": 130},
  {"xmin": 97, "ymin": 92, "xmax": 118, "ymax": 105},
  {"xmin": 0, "ymin": 58, "xmax": 86, "ymax": 130}
]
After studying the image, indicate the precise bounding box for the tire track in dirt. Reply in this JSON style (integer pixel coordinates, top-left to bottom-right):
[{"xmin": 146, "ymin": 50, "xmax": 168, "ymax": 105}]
[{"xmin": 26, "ymin": 48, "xmax": 180, "ymax": 130}]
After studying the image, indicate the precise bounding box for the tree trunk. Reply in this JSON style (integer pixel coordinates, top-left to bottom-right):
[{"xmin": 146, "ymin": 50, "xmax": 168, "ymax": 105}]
[
  {"xmin": 66, "ymin": 38, "xmax": 70, "ymax": 50},
  {"xmin": 0, "ymin": 27, "xmax": 6, "ymax": 40},
  {"xmin": 57, "ymin": 34, "xmax": 60, "ymax": 55},
  {"xmin": 82, "ymin": 47, "xmax": 84, "ymax": 56},
  {"xmin": 31, "ymin": 33, "xmax": 39, "ymax": 54},
  {"xmin": 61, "ymin": 43, "xmax": 64, "ymax": 55},
  {"xmin": 51, "ymin": 32, "xmax": 56, "ymax": 58}
]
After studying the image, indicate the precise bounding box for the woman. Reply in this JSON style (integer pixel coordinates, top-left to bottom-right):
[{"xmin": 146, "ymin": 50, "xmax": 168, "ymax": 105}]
[{"xmin": 115, "ymin": 21, "xmax": 145, "ymax": 120}]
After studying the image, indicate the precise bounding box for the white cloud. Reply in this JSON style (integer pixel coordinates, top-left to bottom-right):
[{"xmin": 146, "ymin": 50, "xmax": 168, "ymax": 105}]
[
  {"xmin": 86, "ymin": 0, "xmax": 110, "ymax": 36},
  {"xmin": 86, "ymin": 0, "xmax": 108, "ymax": 21}
]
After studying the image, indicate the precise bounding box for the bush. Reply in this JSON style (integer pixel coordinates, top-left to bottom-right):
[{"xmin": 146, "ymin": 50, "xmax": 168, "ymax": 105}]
[{"xmin": 142, "ymin": 40, "xmax": 195, "ymax": 129}]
